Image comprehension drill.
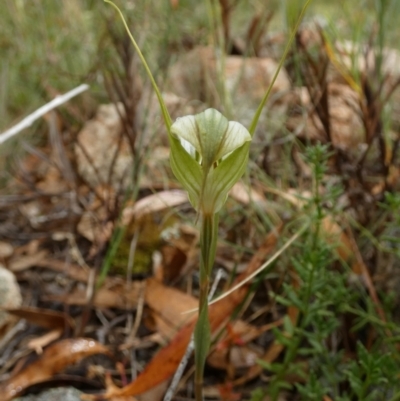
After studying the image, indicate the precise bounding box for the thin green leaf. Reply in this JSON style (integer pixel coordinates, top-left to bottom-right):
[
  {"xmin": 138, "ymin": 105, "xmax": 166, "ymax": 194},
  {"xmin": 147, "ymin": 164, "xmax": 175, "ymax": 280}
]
[
  {"xmin": 248, "ymin": 0, "xmax": 313, "ymax": 137},
  {"xmin": 203, "ymin": 143, "xmax": 250, "ymax": 213},
  {"xmin": 104, "ymin": 0, "xmax": 172, "ymax": 132},
  {"xmin": 169, "ymin": 137, "xmax": 202, "ymax": 208},
  {"xmin": 194, "ymin": 302, "xmax": 211, "ymax": 380},
  {"xmin": 199, "ymin": 214, "xmax": 219, "ymax": 276}
]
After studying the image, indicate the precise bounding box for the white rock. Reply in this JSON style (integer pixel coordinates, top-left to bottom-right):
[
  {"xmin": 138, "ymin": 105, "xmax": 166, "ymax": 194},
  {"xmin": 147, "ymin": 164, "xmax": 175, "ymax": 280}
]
[
  {"xmin": 167, "ymin": 46, "xmax": 291, "ymax": 136},
  {"xmin": 74, "ymin": 103, "xmax": 132, "ymax": 188},
  {"xmin": 287, "ymin": 83, "xmax": 365, "ymax": 151},
  {"xmin": 0, "ymin": 265, "xmax": 22, "ymax": 330}
]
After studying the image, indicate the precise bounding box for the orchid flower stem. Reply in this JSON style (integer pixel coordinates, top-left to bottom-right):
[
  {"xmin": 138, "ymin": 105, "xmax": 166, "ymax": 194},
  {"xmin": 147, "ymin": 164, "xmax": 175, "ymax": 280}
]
[{"xmin": 194, "ymin": 212, "xmax": 219, "ymax": 401}]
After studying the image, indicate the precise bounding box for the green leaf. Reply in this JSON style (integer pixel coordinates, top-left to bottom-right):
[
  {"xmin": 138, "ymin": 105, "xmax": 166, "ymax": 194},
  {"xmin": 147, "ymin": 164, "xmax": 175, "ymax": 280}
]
[
  {"xmin": 169, "ymin": 136, "xmax": 202, "ymax": 209},
  {"xmin": 203, "ymin": 142, "xmax": 250, "ymax": 213},
  {"xmin": 199, "ymin": 214, "xmax": 219, "ymax": 276},
  {"xmin": 283, "ymin": 314, "xmax": 295, "ymax": 336},
  {"xmin": 194, "ymin": 303, "xmax": 211, "ymax": 378},
  {"xmin": 248, "ymin": 0, "xmax": 313, "ymax": 137},
  {"xmin": 104, "ymin": 0, "xmax": 172, "ymax": 131}
]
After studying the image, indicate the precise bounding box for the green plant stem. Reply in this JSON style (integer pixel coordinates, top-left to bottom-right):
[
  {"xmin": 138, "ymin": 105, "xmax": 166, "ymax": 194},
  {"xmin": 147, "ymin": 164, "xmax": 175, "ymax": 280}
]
[
  {"xmin": 194, "ymin": 213, "xmax": 219, "ymax": 401},
  {"xmin": 104, "ymin": 0, "xmax": 172, "ymax": 130},
  {"xmin": 248, "ymin": 0, "xmax": 313, "ymax": 137}
]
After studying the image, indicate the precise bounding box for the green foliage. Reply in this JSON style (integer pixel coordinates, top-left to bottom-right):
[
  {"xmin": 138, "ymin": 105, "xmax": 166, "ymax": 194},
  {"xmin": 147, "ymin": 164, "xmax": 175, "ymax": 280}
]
[
  {"xmin": 380, "ymin": 192, "xmax": 400, "ymax": 258},
  {"xmin": 338, "ymin": 342, "xmax": 398, "ymax": 401},
  {"xmin": 1, "ymin": 1, "xmax": 100, "ymax": 129},
  {"xmin": 253, "ymin": 145, "xmax": 400, "ymax": 400},
  {"xmin": 3, "ymin": 1, "xmax": 400, "ymax": 400}
]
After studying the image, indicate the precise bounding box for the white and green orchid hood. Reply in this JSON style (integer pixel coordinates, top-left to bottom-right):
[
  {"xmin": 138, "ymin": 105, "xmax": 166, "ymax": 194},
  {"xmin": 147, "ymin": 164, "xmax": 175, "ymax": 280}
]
[{"xmin": 169, "ymin": 108, "xmax": 251, "ymax": 215}]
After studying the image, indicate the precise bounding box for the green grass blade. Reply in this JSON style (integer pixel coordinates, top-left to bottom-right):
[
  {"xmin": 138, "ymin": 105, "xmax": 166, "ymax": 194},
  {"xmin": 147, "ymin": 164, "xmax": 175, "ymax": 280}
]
[
  {"xmin": 104, "ymin": 0, "xmax": 172, "ymax": 130},
  {"xmin": 248, "ymin": 0, "xmax": 313, "ymax": 137}
]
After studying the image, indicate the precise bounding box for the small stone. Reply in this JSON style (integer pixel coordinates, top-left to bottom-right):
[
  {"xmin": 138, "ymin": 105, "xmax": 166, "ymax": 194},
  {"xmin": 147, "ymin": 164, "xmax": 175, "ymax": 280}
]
[
  {"xmin": 287, "ymin": 83, "xmax": 364, "ymax": 151},
  {"xmin": 0, "ymin": 265, "xmax": 22, "ymax": 330},
  {"xmin": 167, "ymin": 46, "xmax": 291, "ymax": 136},
  {"xmin": 14, "ymin": 387, "xmax": 83, "ymax": 401},
  {"xmin": 74, "ymin": 103, "xmax": 131, "ymax": 188}
]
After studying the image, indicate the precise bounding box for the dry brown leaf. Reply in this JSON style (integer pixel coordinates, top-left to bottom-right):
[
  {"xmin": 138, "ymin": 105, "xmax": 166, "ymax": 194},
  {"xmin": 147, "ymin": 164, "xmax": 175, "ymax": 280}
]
[
  {"xmin": 122, "ymin": 190, "xmax": 188, "ymax": 225},
  {"xmin": 96, "ymin": 373, "xmax": 138, "ymax": 401},
  {"xmin": 78, "ymin": 210, "xmax": 114, "ymax": 243},
  {"xmin": 0, "ymin": 338, "xmax": 110, "ymax": 401},
  {"xmin": 46, "ymin": 284, "xmax": 140, "ymax": 310},
  {"xmin": 168, "ymin": 46, "xmax": 290, "ymax": 130},
  {"xmin": 209, "ymin": 319, "xmax": 283, "ymax": 371},
  {"xmin": 208, "ymin": 344, "xmax": 262, "ymax": 370},
  {"xmin": 229, "ymin": 181, "xmax": 266, "ymax": 206},
  {"xmin": 158, "ymin": 223, "xmax": 199, "ymax": 282},
  {"xmin": 27, "ymin": 329, "xmax": 63, "ymax": 354},
  {"xmin": 146, "ymin": 279, "xmax": 269, "ymax": 370},
  {"xmin": 8, "ymin": 250, "xmax": 48, "ymax": 272},
  {"xmin": 74, "ymin": 103, "xmax": 131, "ymax": 188},
  {"xmin": 287, "ymin": 83, "xmax": 365, "ymax": 151},
  {"xmin": 77, "ymin": 185, "xmax": 116, "ymax": 244},
  {"xmin": 84, "ymin": 226, "xmax": 281, "ymax": 399},
  {"xmin": 144, "ymin": 277, "xmax": 197, "ymax": 339},
  {"xmin": 145, "ymin": 278, "xmax": 262, "ymax": 355},
  {"xmin": 136, "ymin": 381, "xmax": 169, "ymax": 401},
  {"xmin": 37, "ymin": 258, "xmax": 90, "ymax": 282},
  {"xmin": 0, "ymin": 242, "xmax": 14, "ymax": 259},
  {"xmin": 37, "ymin": 259, "xmax": 142, "ymax": 309},
  {"xmin": 3, "ymin": 306, "xmax": 74, "ymax": 331},
  {"xmin": 158, "ymin": 244, "xmax": 188, "ymax": 282},
  {"xmin": 204, "ymin": 382, "xmax": 242, "ymax": 401},
  {"xmin": 36, "ymin": 165, "xmax": 67, "ymax": 193}
]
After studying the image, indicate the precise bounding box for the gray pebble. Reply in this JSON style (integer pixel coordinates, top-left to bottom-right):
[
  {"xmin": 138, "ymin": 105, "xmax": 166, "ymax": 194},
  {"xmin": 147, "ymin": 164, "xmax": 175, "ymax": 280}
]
[{"xmin": 14, "ymin": 387, "xmax": 84, "ymax": 401}]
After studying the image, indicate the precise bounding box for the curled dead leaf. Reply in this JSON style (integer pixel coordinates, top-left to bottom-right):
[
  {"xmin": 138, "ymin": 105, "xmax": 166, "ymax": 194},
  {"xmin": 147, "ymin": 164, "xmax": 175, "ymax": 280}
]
[
  {"xmin": 4, "ymin": 306, "xmax": 75, "ymax": 332},
  {"xmin": 0, "ymin": 338, "xmax": 110, "ymax": 401},
  {"xmin": 27, "ymin": 329, "xmax": 63, "ymax": 354},
  {"xmin": 85, "ymin": 226, "xmax": 281, "ymax": 399},
  {"xmin": 122, "ymin": 190, "xmax": 188, "ymax": 225}
]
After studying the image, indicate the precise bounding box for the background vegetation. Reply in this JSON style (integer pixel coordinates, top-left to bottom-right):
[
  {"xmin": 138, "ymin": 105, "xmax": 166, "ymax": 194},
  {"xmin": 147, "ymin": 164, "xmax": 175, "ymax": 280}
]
[{"xmin": 1, "ymin": 0, "xmax": 400, "ymax": 400}]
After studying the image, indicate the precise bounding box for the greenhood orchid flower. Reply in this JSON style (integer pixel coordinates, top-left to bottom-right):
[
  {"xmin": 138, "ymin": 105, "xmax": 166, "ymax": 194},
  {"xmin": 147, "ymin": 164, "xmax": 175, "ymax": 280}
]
[
  {"xmin": 169, "ymin": 108, "xmax": 251, "ymax": 215},
  {"xmin": 103, "ymin": 2, "xmax": 311, "ymax": 399}
]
